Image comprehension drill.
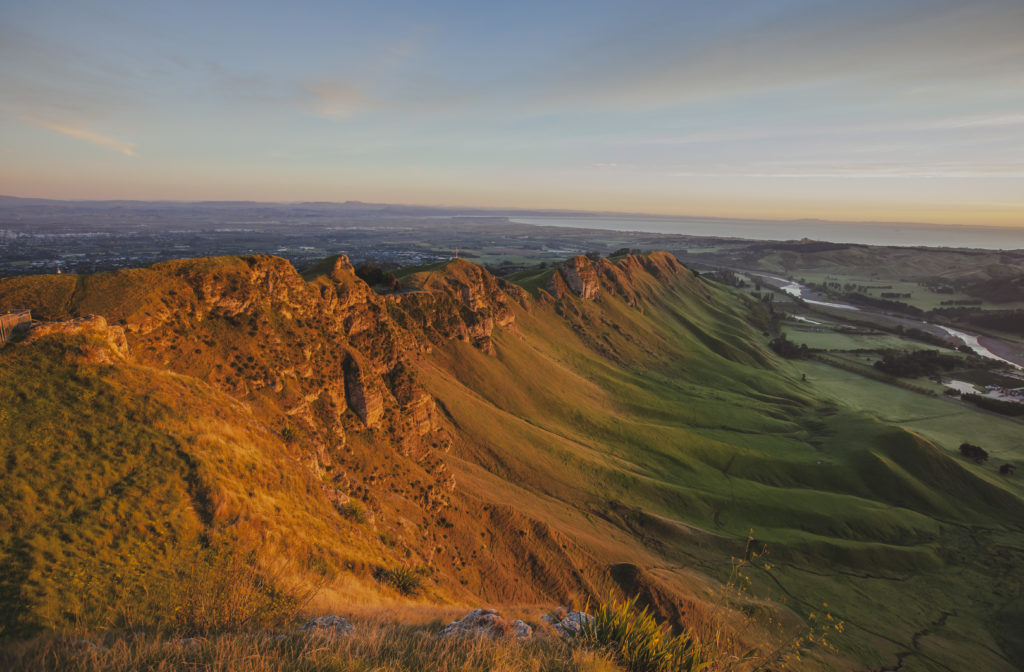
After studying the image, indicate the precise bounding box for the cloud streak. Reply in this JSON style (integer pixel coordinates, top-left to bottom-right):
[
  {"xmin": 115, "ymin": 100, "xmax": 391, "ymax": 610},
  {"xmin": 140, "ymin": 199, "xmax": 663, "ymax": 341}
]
[
  {"xmin": 22, "ymin": 116, "xmax": 136, "ymax": 156},
  {"xmin": 539, "ymin": 0, "xmax": 1024, "ymax": 110},
  {"xmin": 303, "ymin": 80, "xmax": 374, "ymax": 119}
]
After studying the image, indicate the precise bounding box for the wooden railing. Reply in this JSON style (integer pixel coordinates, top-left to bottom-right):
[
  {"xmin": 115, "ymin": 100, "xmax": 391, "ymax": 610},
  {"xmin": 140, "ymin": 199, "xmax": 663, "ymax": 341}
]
[{"xmin": 0, "ymin": 310, "xmax": 31, "ymax": 346}]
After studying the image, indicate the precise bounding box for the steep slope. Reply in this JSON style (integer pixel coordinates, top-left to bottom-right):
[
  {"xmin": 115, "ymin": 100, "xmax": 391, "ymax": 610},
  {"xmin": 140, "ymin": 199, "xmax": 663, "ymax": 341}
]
[{"xmin": 1, "ymin": 252, "xmax": 1022, "ymax": 670}]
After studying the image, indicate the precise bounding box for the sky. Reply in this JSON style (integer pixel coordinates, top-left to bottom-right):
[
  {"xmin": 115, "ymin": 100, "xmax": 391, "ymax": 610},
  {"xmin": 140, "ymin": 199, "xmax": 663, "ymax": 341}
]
[{"xmin": 1, "ymin": 0, "xmax": 1023, "ymax": 227}]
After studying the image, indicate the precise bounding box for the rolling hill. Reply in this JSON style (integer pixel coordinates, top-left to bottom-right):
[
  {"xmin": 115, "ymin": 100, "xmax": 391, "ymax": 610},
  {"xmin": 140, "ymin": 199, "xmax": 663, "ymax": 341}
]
[{"xmin": 1, "ymin": 251, "xmax": 1021, "ymax": 670}]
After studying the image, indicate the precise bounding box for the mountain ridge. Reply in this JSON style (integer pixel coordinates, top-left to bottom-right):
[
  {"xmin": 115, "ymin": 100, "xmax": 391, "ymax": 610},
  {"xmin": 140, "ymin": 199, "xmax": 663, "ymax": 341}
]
[{"xmin": 1, "ymin": 251, "xmax": 1021, "ymax": 669}]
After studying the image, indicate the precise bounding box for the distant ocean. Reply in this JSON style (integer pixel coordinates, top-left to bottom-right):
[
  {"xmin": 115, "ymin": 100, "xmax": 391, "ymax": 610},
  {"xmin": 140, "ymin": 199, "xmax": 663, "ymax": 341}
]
[{"xmin": 511, "ymin": 215, "xmax": 1024, "ymax": 250}]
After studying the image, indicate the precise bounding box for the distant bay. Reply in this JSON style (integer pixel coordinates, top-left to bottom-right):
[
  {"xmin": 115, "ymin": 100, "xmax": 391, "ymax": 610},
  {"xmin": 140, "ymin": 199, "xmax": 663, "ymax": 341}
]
[{"xmin": 511, "ymin": 215, "xmax": 1024, "ymax": 250}]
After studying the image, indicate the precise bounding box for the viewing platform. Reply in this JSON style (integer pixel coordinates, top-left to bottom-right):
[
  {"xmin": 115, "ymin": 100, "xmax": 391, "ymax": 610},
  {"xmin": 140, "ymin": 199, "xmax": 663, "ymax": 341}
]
[{"xmin": 0, "ymin": 309, "xmax": 31, "ymax": 346}]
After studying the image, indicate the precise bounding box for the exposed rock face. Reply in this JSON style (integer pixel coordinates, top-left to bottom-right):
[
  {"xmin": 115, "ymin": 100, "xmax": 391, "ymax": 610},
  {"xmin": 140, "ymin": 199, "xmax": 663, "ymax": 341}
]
[
  {"xmin": 343, "ymin": 352, "xmax": 385, "ymax": 427},
  {"xmin": 546, "ymin": 252, "xmax": 687, "ymax": 306},
  {"xmin": 593, "ymin": 258, "xmax": 638, "ymax": 307},
  {"xmin": 542, "ymin": 609, "xmax": 594, "ymax": 638},
  {"xmin": 391, "ymin": 258, "xmax": 527, "ymax": 353},
  {"xmin": 23, "ymin": 315, "xmax": 129, "ymax": 364},
  {"xmin": 1, "ymin": 250, "xmax": 696, "ymax": 614},
  {"xmin": 548, "ymin": 255, "xmax": 601, "ymax": 300},
  {"xmin": 301, "ymin": 615, "xmax": 354, "ymax": 636},
  {"xmin": 440, "ymin": 609, "xmax": 533, "ymax": 639}
]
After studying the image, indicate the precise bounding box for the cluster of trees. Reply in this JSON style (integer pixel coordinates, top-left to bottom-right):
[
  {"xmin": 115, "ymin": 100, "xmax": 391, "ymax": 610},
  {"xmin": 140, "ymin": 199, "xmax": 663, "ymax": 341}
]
[
  {"xmin": 703, "ymin": 270, "xmax": 748, "ymax": 288},
  {"xmin": 938, "ymin": 299, "xmax": 983, "ymax": 306},
  {"xmin": 961, "ymin": 393, "xmax": 1024, "ymax": 417},
  {"xmin": 959, "ymin": 442, "xmax": 989, "ymax": 463},
  {"xmin": 890, "ymin": 325, "xmax": 950, "ymax": 348},
  {"xmin": 873, "ymin": 349, "xmax": 963, "ymax": 377},
  {"xmin": 958, "ymin": 443, "xmax": 1016, "ymax": 476},
  {"xmin": 769, "ymin": 333, "xmax": 809, "ymax": 359},
  {"xmin": 355, "ymin": 264, "xmax": 401, "ymax": 291},
  {"xmin": 841, "ymin": 292, "xmax": 924, "ymax": 316},
  {"xmin": 929, "ymin": 308, "xmax": 1024, "ymax": 337}
]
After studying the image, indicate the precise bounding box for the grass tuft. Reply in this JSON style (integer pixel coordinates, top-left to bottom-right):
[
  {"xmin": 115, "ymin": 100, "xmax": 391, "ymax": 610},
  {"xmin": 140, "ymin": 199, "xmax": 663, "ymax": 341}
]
[
  {"xmin": 582, "ymin": 595, "xmax": 702, "ymax": 672},
  {"xmin": 374, "ymin": 567, "xmax": 425, "ymax": 596}
]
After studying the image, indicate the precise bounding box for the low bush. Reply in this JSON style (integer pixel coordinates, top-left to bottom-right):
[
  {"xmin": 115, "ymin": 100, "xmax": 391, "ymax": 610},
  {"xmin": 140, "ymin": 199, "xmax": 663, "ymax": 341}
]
[{"xmin": 374, "ymin": 567, "xmax": 424, "ymax": 596}]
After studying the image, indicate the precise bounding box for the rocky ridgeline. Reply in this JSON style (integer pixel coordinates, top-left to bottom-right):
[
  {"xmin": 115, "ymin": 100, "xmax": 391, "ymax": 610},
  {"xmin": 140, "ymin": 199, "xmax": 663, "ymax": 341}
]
[
  {"xmin": 4, "ymin": 251, "xmax": 693, "ymax": 606},
  {"xmin": 391, "ymin": 258, "xmax": 529, "ymax": 355},
  {"xmin": 546, "ymin": 252, "xmax": 685, "ymax": 306},
  {"xmin": 10, "ymin": 252, "xmax": 691, "ymax": 520}
]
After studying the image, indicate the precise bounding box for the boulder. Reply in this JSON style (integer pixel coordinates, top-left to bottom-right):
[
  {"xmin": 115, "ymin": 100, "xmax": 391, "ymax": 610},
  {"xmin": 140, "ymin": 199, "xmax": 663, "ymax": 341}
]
[
  {"xmin": 440, "ymin": 608, "xmax": 533, "ymax": 639},
  {"xmin": 542, "ymin": 608, "xmax": 594, "ymax": 638},
  {"xmin": 301, "ymin": 615, "xmax": 354, "ymax": 636}
]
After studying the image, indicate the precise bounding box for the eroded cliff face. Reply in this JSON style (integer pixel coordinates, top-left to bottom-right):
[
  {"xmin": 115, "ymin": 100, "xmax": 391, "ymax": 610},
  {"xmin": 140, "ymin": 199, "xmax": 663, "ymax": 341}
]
[
  {"xmin": 548, "ymin": 255, "xmax": 601, "ymax": 300},
  {"xmin": 391, "ymin": 258, "xmax": 529, "ymax": 355},
  {"xmin": 2, "ymin": 250, "xmax": 695, "ymax": 607},
  {"xmin": 546, "ymin": 252, "xmax": 687, "ymax": 306}
]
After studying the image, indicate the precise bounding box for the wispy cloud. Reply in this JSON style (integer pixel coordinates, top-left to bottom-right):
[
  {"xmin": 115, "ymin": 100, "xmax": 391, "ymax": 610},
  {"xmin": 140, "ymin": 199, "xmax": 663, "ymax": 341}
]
[
  {"xmin": 22, "ymin": 115, "xmax": 136, "ymax": 156},
  {"xmin": 669, "ymin": 162, "xmax": 1024, "ymax": 179},
  {"xmin": 539, "ymin": 1, "xmax": 1024, "ymax": 111},
  {"xmin": 303, "ymin": 80, "xmax": 375, "ymax": 119}
]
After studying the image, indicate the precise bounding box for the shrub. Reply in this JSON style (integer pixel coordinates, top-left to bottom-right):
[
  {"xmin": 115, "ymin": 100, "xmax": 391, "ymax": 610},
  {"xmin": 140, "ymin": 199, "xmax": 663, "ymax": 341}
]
[
  {"xmin": 374, "ymin": 567, "xmax": 424, "ymax": 596},
  {"xmin": 338, "ymin": 499, "xmax": 367, "ymax": 523},
  {"xmin": 581, "ymin": 595, "xmax": 701, "ymax": 672}
]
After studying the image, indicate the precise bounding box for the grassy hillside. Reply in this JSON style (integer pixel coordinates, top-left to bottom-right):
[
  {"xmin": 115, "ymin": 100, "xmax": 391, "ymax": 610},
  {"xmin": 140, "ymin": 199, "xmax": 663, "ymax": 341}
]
[
  {"xmin": 1, "ymin": 252, "xmax": 1021, "ymax": 670},
  {"xmin": 413, "ymin": 258, "xmax": 1023, "ymax": 670}
]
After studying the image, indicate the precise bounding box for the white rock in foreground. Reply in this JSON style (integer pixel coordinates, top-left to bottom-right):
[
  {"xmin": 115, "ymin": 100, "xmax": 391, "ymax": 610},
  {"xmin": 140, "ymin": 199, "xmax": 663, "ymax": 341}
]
[
  {"xmin": 301, "ymin": 615, "xmax": 354, "ymax": 636},
  {"xmin": 440, "ymin": 608, "xmax": 533, "ymax": 639},
  {"xmin": 542, "ymin": 609, "xmax": 594, "ymax": 638}
]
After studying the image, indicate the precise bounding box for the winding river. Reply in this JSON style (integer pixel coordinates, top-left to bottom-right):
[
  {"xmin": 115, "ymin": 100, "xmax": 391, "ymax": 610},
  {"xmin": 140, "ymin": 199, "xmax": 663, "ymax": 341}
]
[{"xmin": 754, "ymin": 273, "xmax": 1023, "ymax": 370}]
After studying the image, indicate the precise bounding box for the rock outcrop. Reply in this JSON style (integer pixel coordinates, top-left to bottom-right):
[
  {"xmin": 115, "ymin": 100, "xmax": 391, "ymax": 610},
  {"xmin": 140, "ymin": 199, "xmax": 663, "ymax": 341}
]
[
  {"xmin": 390, "ymin": 258, "xmax": 527, "ymax": 354},
  {"xmin": 546, "ymin": 252, "xmax": 686, "ymax": 305},
  {"xmin": 0, "ymin": 250, "xmax": 698, "ymax": 618},
  {"xmin": 548, "ymin": 255, "xmax": 601, "ymax": 300},
  {"xmin": 440, "ymin": 609, "xmax": 533, "ymax": 639},
  {"xmin": 22, "ymin": 315, "xmax": 129, "ymax": 364},
  {"xmin": 343, "ymin": 352, "xmax": 385, "ymax": 427},
  {"xmin": 301, "ymin": 615, "xmax": 354, "ymax": 636},
  {"xmin": 542, "ymin": 609, "xmax": 594, "ymax": 638}
]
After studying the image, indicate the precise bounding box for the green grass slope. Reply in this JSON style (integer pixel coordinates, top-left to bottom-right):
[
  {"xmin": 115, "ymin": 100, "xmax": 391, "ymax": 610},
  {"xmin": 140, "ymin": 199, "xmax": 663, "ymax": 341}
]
[{"xmin": 411, "ymin": 256, "xmax": 1024, "ymax": 670}]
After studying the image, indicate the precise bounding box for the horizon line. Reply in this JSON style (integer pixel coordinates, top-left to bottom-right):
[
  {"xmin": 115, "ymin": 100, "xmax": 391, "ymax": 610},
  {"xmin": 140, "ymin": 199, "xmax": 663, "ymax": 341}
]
[{"xmin": 2, "ymin": 193, "xmax": 1021, "ymax": 231}]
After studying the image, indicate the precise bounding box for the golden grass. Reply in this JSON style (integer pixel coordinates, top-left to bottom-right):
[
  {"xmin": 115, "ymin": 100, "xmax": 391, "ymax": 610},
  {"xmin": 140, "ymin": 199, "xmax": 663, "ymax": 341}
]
[{"xmin": 0, "ymin": 620, "xmax": 617, "ymax": 672}]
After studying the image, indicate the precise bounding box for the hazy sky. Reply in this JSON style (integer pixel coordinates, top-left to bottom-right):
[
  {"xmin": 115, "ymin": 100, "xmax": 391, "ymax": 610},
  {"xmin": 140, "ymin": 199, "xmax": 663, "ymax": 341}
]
[{"xmin": 2, "ymin": 0, "xmax": 1023, "ymax": 226}]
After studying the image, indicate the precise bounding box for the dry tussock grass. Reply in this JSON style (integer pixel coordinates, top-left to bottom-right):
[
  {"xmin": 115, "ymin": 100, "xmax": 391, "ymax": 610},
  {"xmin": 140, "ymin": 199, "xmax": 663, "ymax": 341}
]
[{"xmin": 0, "ymin": 622, "xmax": 619, "ymax": 672}]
